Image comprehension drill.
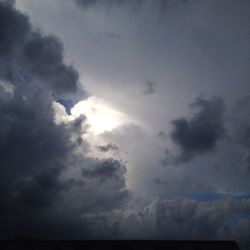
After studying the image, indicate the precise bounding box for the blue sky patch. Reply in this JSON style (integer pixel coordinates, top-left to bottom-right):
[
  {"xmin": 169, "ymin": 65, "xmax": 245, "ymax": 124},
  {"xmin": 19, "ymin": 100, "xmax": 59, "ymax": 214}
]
[{"xmin": 56, "ymin": 98, "xmax": 73, "ymax": 115}]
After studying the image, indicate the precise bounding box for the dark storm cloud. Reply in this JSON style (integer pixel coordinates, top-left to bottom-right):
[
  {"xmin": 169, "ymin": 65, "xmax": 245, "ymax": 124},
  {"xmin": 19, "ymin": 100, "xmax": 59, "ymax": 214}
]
[
  {"xmin": 80, "ymin": 196, "xmax": 250, "ymax": 249},
  {"xmin": 78, "ymin": 157, "xmax": 129, "ymax": 215},
  {"xmin": 82, "ymin": 158, "xmax": 126, "ymax": 183},
  {"xmin": 16, "ymin": 166, "xmax": 64, "ymax": 208},
  {"xmin": 0, "ymin": 88, "xmax": 128, "ymax": 238},
  {"xmin": 0, "ymin": 0, "xmax": 128, "ymax": 239},
  {"xmin": 96, "ymin": 143, "xmax": 119, "ymax": 152},
  {"xmin": 21, "ymin": 32, "xmax": 79, "ymax": 95},
  {"xmin": 0, "ymin": 0, "xmax": 30, "ymax": 56},
  {"xmin": 0, "ymin": 85, "xmax": 128, "ymax": 238},
  {"xmin": 0, "ymin": 84, "xmax": 80, "ymax": 238},
  {"xmin": 82, "ymin": 158, "xmax": 124, "ymax": 178},
  {"xmin": 0, "ymin": 87, "xmax": 71, "ymax": 180},
  {"xmin": 0, "ymin": 0, "xmax": 81, "ymax": 98},
  {"xmin": 3, "ymin": 0, "xmax": 250, "ymax": 246},
  {"xmin": 170, "ymin": 96, "xmax": 226, "ymax": 163}
]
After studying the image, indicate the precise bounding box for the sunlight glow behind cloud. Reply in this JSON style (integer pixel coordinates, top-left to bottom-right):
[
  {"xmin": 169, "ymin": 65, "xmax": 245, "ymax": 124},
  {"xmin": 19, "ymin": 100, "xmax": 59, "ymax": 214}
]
[{"xmin": 71, "ymin": 96, "xmax": 128, "ymax": 134}]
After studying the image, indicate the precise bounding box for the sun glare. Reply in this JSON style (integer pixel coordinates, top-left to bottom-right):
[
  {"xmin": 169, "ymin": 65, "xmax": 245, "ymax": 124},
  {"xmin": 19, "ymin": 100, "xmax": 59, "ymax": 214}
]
[{"xmin": 70, "ymin": 96, "xmax": 125, "ymax": 135}]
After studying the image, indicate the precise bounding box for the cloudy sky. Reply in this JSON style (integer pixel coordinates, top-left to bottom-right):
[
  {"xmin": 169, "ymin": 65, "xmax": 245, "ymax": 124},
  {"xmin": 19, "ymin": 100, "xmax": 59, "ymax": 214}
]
[{"xmin": 0, "ymin": 0, "xmax": 250, "ymax": 248}]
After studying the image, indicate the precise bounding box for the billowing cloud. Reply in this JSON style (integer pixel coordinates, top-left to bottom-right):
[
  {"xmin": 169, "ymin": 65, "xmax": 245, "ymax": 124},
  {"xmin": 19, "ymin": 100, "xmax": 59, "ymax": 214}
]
[
  {"xmin": 21, "ymin": 33, "xmax": 79, "ymax": 95},
  {"xmin": 82, "ymin": 158, "xmax": 126, "ymax": 181},
  {"xmin": 169, "ymin": 96, "xmax": 225, "ymax": 163},
  {"xmin": 96, "ymin": 143, "xmax": 119, "ymax": 152},
  {"xmin": 0, "ymin": 0, "xmax": 83, "ymax": 100},
  {"xmin": 0, "ymin": 0, "xmax": 128, "ymax": 239},
  {"xmin": 80, "ymin": 196, "xmax": 250, "ymax": 249}
]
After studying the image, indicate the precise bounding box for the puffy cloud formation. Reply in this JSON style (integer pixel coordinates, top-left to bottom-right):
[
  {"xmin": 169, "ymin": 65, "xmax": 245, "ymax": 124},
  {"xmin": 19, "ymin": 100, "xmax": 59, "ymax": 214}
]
[
  {"xmin": 0, "ymin": 0, "xmax": 81, "ymax": 99},
  {"xmin": 80, "ymin": 196, "xmax": 250, "ymax": 249},
  {"xmin": 21, "ymin": 33, "xmax": 79, "ymax": 96},
  {"xmin": 81, "ymin": 159, "xmax": 126, "ymax": 189},
  {"xmin": 0, "ymin": 0, "xmax": 128, "ymax": 239},
  {"xmin": 96, "ymin": 143, "xmax": 119, "ymax": 152},
  {"xmin": 169, "ymin": 96, "xmax": 225, "ymax": 163}
]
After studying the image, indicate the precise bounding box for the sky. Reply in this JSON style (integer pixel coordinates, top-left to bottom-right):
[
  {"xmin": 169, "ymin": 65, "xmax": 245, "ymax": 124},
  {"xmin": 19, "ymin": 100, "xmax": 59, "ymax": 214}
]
[{"xmin": 0, "ymin": 0, "xmax": 250, "ymax": 248}]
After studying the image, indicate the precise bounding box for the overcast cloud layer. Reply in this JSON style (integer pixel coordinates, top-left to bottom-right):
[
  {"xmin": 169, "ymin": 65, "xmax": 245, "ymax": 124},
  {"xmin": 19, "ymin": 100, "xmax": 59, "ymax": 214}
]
[{"xmin": 1, "ymin": 0, "xmax": 250, "ymax": 248}]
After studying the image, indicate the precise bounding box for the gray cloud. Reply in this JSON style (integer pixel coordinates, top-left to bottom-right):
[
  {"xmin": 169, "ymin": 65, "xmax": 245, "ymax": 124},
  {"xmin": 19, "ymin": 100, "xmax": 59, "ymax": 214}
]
[
  {"xmin": 16, "ymin": 166, "xmax": 65, "ymax": 208},
  {"xmin": 0, "ymin": 0, "xmax": 83, "ymax": 99},
  {"xmin": 82, "ymin": 158, "xmax": 125, "ymax": 180},
  {"xmin": 80, "ymin": 196, "xmax": 250, "ymax": 249},
  {"xmin": 0, "ymin": 87, "xmax": 128, "ymax": 238},
  {"xmin": 2, "ymin": 0, "xmax": 250, "ymax": 247},
  {"xmin": 21, "ymin": 32, "xmax": 79, "ymax": 95},
  {"xmin": 0, "ymin": 0, "xmax": 128, "ymax": 239},
  {"xmin": 0, "ymin": 0, "xmax": 30, "ymax": 56},
  {"xmin": 96, "ymin": 143, "xmax": 119, "ymax": 152},
  {"xmin": 170, "ymin": 96, "xmax": 226, "ymax": 163},
  {"xmin": 0, "ymin": 86, "xmax": 128, "ymax": 239},
  {"xmin": 0, "ymin": 83, "xmax": 84, "ymax": 238}
]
